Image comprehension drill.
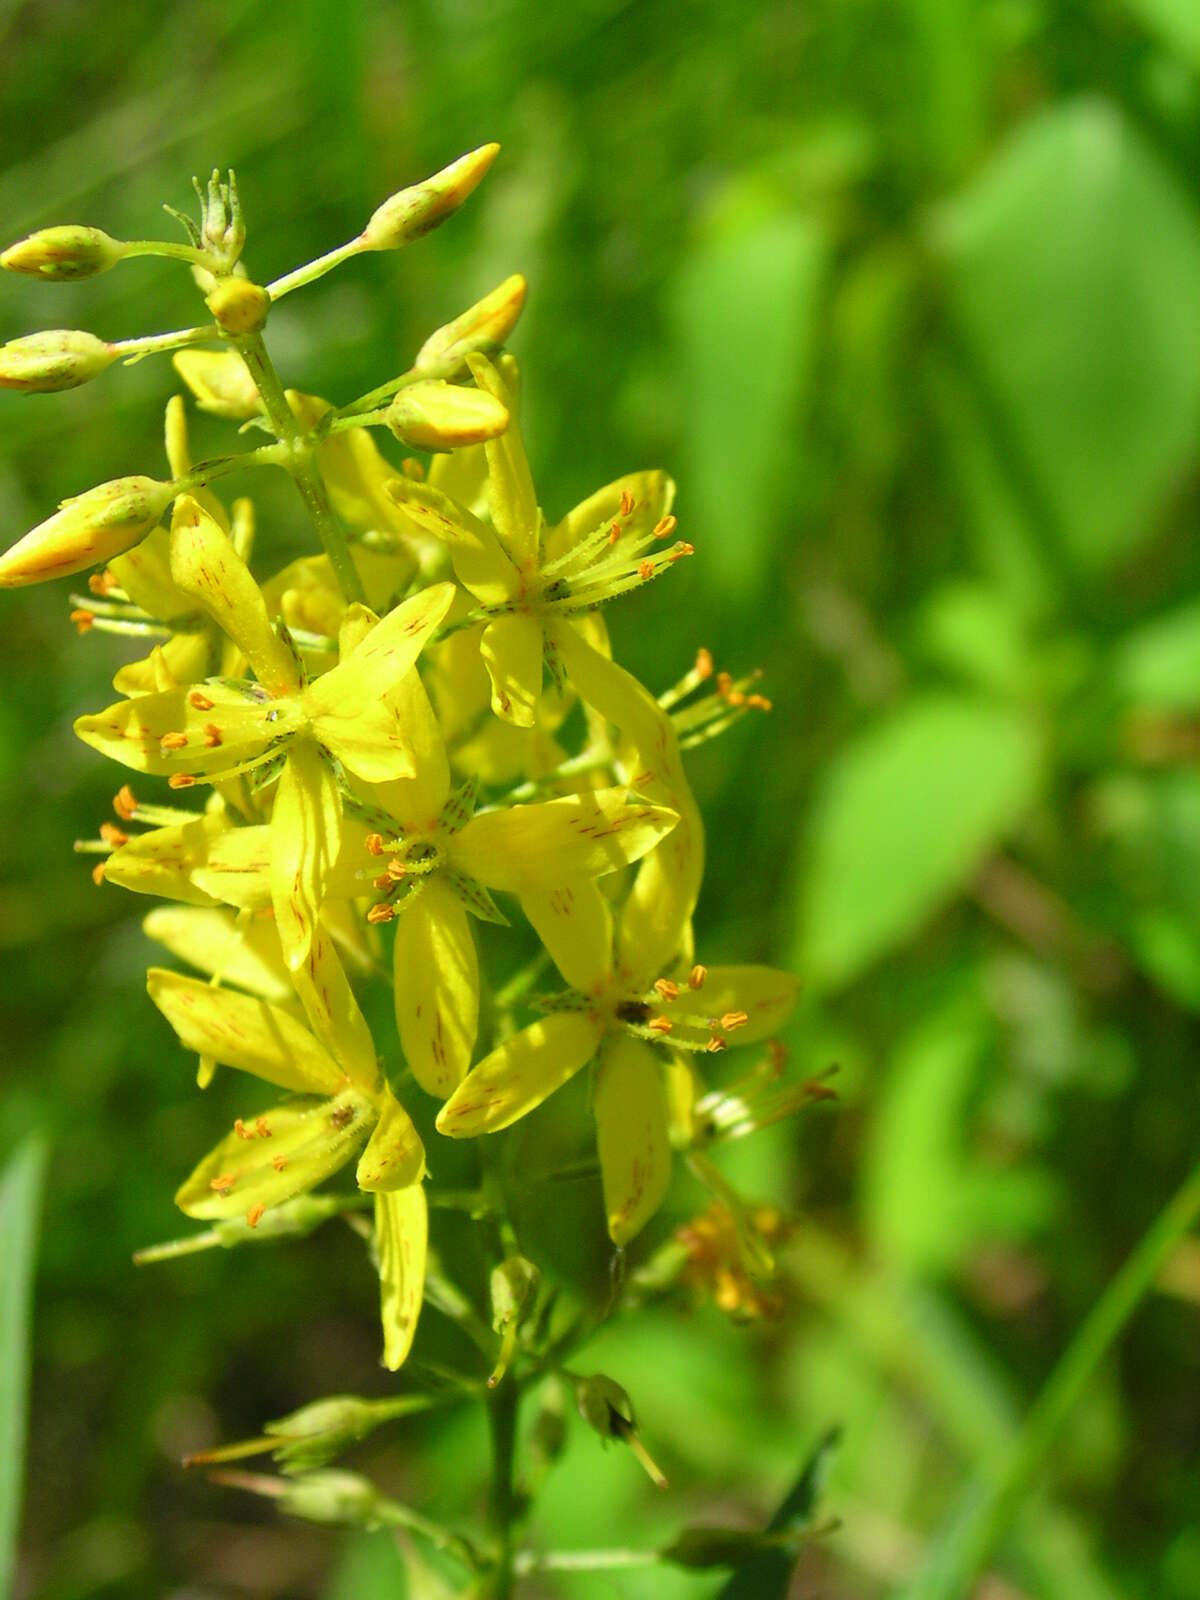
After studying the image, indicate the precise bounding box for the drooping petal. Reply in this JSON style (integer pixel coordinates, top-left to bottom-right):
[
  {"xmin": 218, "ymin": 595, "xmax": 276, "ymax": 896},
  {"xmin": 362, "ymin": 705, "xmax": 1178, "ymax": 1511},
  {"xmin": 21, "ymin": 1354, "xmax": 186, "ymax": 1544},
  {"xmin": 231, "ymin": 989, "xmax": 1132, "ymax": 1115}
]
[
  {"xmin": 451, "ymin": 788, "xmax": 679, "ymax": 892},
  {"xmin": 356, "ymin": 1082, "xmax": 425, "ymax": 1191},
  {"xmin": 169, "ymin": 496, "xmax": 301, "ymax": 697},
  {"xmin": 467, "ymin": 354, "xmax": 538, "ymax": 570},
  {"xmin": 147, "ymin": 968, "xmax": 347, "ymax": 1095},
  {"xmin": 113, "ymin": 630, "xmax": 216, "ymax": 697},
  {"xmin": 671, "ymin": 965, "xmax": 800, "ymax": 1047},
  {"xmin": 290, "ymin": 917, "xmax": 379, "ymax": 1091},
  {"xmin": 480, "ymin": 613, "xmax": 542, "ymax": 728},
  {"xmin": 392, "ymin": 876, "xmax": 478, "ymax": 1098},
  {"xmin": 269, "ymin": 744, "xmax": 342, "ymax": 970},
  {"xmin": 175, "ymin": 1087, "xmax": 374, "ymax": 1220},
  {"xmin": 386, "ymin": 477, "xmax": 519, "ymax": 605},
  {"xmin": 593, "ymin": 1033, "xmax": 672, "ymax": 1246},
  {"xmin": 545, "ymin": 469, "xmax": 675, "ymax": 565},
  {"xmin": 303, "ymin": 583, "xmax": 455, "ymax": 780},
  {"xmin": 108, "ymin": 526, "xmax": 192, "ymax": 621},
  {"xmin": 75, "ymin": 683, "xmax": 298, "ymax": 778},
  {"xmin": 520, "ymin": 879, "xmax": 613, "ymax": 995},
  {"xmin": 142, "ymin": 905, "xmax": 293, "ymax": 1000},
  {"xmin": 370, "ymin": 671, "xmax": 452, "ymax": 830},
  {"xmin": 375, "ymin": 1187, "xmax": 428, "ymax": 1371},
  {"xmin": 436, "ymin": 1011, "xmax": 605, "ymax": 1137},
  {"xmin": 105, "ymin": 813, "xmax": 227, "ymax": 906},
  {"xmin": 427, "ymin": 439, "xmax": 488, "ymax": 517}
]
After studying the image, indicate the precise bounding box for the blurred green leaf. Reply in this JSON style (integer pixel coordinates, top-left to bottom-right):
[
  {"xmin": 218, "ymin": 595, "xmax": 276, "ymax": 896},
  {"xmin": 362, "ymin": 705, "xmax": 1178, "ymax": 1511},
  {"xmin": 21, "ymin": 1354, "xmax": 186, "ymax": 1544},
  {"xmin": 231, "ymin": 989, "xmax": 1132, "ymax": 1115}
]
[
  {"xmin": 912, "ymin": 581, "xmax": 1031, "ymax": 695},
  {"xmin": 715, "ymin": 1427, "xmax": 839, "ymax": 1600},
  {"xmin": 1125, "ymin": 0, "xmax": 1200, "ymax": 70},
  {"xmin": 673, "ymin": 184, "xmax": 827, "ymax": 599},
  {"xmin": 0, "ymin": 1136, "xmax": 45, "ymax": 1595},
  {"xmin": 1113, "ymin": 597, "xmax": 1200, "ymax": 711},
  {"xmin": 938, "ymin": 98, "xmax": 1200, "ymax": 574},
  {"xmin": 798, "ymin": 694, "xmax": 1042, "ymax": 988}
]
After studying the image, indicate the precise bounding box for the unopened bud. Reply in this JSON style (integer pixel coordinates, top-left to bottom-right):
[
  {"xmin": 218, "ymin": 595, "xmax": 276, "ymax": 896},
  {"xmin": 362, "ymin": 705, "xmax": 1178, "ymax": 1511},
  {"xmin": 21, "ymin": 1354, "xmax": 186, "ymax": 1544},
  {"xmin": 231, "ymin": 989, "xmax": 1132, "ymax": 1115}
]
[
  {"xmin": 573, "ymin": 1374, "xmax": 668, "ymax": 1488},
  {"xmin": 387, "ymin": 379, "xmax": 508, "ymax": 451},
  {"xmin": 361, "ymin": 143, "xmax": 500, "ymax": 251},
  {"xmin": 173, "ymin": 349, "xmax": 261, "ymax": 418},
  {"xmin": 490, "ymin": 1255, "xmax": 539, "ymax": 1331},
  {"xmin": 280, "ymin": 1468, "xmax": 383, "ymax": 1527},
  {"xmin": 0, "ymin": 476, "xmax": 173, "ymax": 588},
  {"xmin": 262, "ymin": 1396, "xmax": 381, "ymax": 1473},
  {"xmin": 414, "ymin": 274, "xmax": 528, "ymax": 378},
  {"xmin": 1, "ymin": 225, "xmax": 125, "ymax": 281},
  {"xmin": 205, "ymin": 277, "xmax": 270, "ymax": 335},
  {"xmin": 0, "ymin": 330, "xmax": 116, "ymax": 393}
]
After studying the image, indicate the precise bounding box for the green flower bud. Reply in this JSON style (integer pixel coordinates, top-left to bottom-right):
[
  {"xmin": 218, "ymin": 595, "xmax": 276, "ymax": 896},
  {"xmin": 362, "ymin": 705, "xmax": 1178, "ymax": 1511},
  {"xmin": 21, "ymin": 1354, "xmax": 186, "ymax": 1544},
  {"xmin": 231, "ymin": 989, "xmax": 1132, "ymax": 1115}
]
[
  {"xmin": 0, "ymin": 330, "xmax": 116, "ymax": 393},
  {"xmin": 205, "ymin": 277, "xmax": 270, "ymax": 335},
  {"xmin": 414, "ymin": 274, "xmax": 528, "ymax": 378},
  {"xmin": 0, "ymin": 476, "xmax": 173, "ymax": 588},
  {"xmin": 1, "ymin": 225, "xmax": 125, "ymax": 280},
  {"xmin": 279, "ymin": 1469, "xmax": 383, "ymax": 1527},
  {"xmin": 489, "ymin": 1255, "xmax": 539, "ymax": 1332},
  {"xmin": 387, "ymin": 380, "xmax": 508, "ymax": 452},
  {"xmin": 361, "ymin": 143, "xmax": 500, "ymax": 251},
  {"xmin": 265, "ymin": 1395, "xmax": 386, "ymax": 1473},
  {"xmin": 573, "ymin": 1373, "xmax": 668, "ymax": 1489}
]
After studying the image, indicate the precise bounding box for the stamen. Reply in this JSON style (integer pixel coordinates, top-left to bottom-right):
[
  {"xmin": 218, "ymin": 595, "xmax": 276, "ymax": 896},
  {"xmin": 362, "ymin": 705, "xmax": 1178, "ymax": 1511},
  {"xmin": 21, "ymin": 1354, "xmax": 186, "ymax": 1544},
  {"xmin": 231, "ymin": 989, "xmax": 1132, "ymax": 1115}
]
[
  {"xmin": 189, "ymin": 690, "xmax": 215, "ymax": 710},
  {"xmin": 234, "ymin": 1119, "xmax": 253, "ymax": 1140},
  {"xmin": 620, "ymin": 489, "xmax": 635, "ymax": 517},
  {"xmin": 168, "ymin": 774, "xmax": 198, "ymax": 789},
  {"xmin": 254, "ymin": 1117, "xmax": 271, "ymax": 1139},
  {"xmin": 654, "ymin": 978, "xmax": 679, "ymax": 1002},
  {"xmin": 271, "ymin": 1155, "xmax": 288, "ymax": 1171},
  {"xmin": 367, "ymin": 902, "xmax": 396, "ymax": 925},
  {"xmin": 87, "ymin": 570, "xmax": 118, "ymax": 596},
  {"xmin": 689, "ymin": 964, "xmax": 707, "ymax": 990},
  {"xmin": 608, "ymin": 520, "xmax": 621, "ymax": 547},
  {"xmin": 401, "ymin": 458, "xmax": 425, "ymax": 480},
  {"xmin": 653, "ymin": 515, "xmax": 676, "ymax": 540},
  {"xmin": 203, "ymin": 723, "xmax": 223, "ymax": 748},
  {"xmin": 70, "ymin": 608, "xmax": 95, "ymax": 633},
  {"xmin": 746, "ymin": 693, "xmax": 772, "ymax": 711},
  {"xmin": 365, "ymin": 833, "xmax": 384, "ymax": 856},
  {"xmin": 696, "ymin": 647, "xmax": 713, "ymax": 679},
  {"xmin": 209, "ymin": 1174, "xmax": 236, "ymax": 1195},
  {"xmin": 638, "ymin": 561, "xmax": 653, "ymax": 581},
  {"xmin": 114, "ymin": 785, "xmax": 138, "ymax": 820},
  {"xmin": 386, "ymin": 858, "xmax": 408, "ymax": 881},
  {"xmin": 99, "ymin": 822, "xmax": 128, "ymax": 847},
  {"xmin": 159, "ymin": 731, "xmax": 189, "ymax": 751},
  {"xmin": 91, "ymin": 860, "xmax": 106, "ymax": 886},
  {"xmin": 721, "ymin": 1011, "xmax": 749, "ymax": 1032},
  {"xmin": 648, "ymin": 1016, "xmax": 673, "ymax": 1034},
  {"xmin": 246, "ymin": 1203, "xmax": 265, "ymax": 1229},
  {"xmin": 706, "ymin": 1036, "xmax": 727, "ymax": 1053}
]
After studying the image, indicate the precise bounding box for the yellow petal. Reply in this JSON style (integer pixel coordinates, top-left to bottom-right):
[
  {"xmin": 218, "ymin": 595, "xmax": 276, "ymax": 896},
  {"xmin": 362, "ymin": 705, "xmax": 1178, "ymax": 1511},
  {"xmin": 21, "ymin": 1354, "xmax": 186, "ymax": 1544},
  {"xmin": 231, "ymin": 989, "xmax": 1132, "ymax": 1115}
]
[
  {"xmin": 108, "ymin": 526, "xmax": 191, "ymax": 620},
  {"xmin": 385, "ymin": 477, "xmax": 518, "ymax": 605},
  {"xmin": 437, "ymin": 1011, "xmax": 605, "ymax": 1137},
  {"xmin": 269, "ymin": 744, "xmax": 342, "ymax": 971},
  {"xmin": 481, "ymin": 613, "xmax": 542, "ymax": 727},
  {"xmin": 113, "ymin": 630, "xmax": 215, "ymax": 697},
  {"xmin": 303, "ymin": 583, "xmax": 455, "ymax": 780},
  {"xmin": 427, "ymin": 440, "xmax": 488, "ymax": 517},
  {"xmin": 674, "ymin": 965, "xmax": 799, "ymax": 1046},
  {"xmin": 466, "ymin": 353, "xmax": 539, "ymax": 569},
  {"xmin": 172, "ymin": 348, "xmax": 261, "ymax": 419},
  {"xmin": 545, "ymin": 469, "xmax": 675, "ymax": 565},
  {"xmin": 392, "ymin": 876, "xmax": 478, "ymax": 1098},
  {"xmin": 370, "ymin": 671, "xmax": 452, "ymax": 829},
  {"xmin": 520, "ymin": 879, "xmax": 613, "ymax": 995},
  {"xmin": 74, "ymin": 684, "xmax": 297, "ymax": 777},
  {"xmin": 191, "ymin": 817, "xmax": 371, "ymax": 910},
  {"xmin": 142, "ymin": 905, "xmax": 292, "ymax": 1000},
  {"xmin": 175, "ymin": 1087, "xmax": 374, "ymax": 1220},
  {"xmin": 290, "ymin": 918, "xmax": 379, "ymax": 1091},
  {"xmin": 451, "ymin": 787, "xmax": 678, "ymax": 892},
  {"xmin": 105, "ymin": 814, "xmax": 226, "ymax": 906},
  {"xmin": 594, "ymin": 1033, "xmax": 672, "ymax": 1246},
  {"xmin": 375, "ymin": 1187, "xmax": 427, "ymax": 1371},
  {"xmin": 147, "ymin": 968, "xmax": 346, "ymax": 1094},
  {"xmin": 356, "ymin": 1082, "xmax": 425, "ymax": 1191},
  {"xmin": 169, "ymin": 496, "xmax": 300, "ymax": 697}
]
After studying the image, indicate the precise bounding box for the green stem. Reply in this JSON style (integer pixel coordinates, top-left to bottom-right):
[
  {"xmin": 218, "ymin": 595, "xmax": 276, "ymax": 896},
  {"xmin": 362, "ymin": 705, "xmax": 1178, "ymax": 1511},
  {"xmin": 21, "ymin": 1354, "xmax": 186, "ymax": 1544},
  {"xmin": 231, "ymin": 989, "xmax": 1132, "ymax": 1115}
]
[
  {"xmin": 121, "ymin": 239, "xmax": 213, "ymax": 268},
  {"xmin": 905, "ymin": 1153, "xmax": 1200, "ymax": 1597},
  {"xmin": 338, "ymin": 366, "xmax": 422, "ymax": 417},
  {"xmin": 515, "ymin": 1547, "xmax": 661, "ymax": 1574},
  {"xmin": 232, "ymin": 331, "xmax": 366, "ymax": 604},
  {"xmin": 266, "ymin": 236, "xmax": 367, "ymax": 301},
  {"xmin": 112, "ymin": 324, "xmax": 217, "ymax": 363},
  {"xmin": 486, "ymin": 1382, "xmax": 520, "ymax": 1598}
]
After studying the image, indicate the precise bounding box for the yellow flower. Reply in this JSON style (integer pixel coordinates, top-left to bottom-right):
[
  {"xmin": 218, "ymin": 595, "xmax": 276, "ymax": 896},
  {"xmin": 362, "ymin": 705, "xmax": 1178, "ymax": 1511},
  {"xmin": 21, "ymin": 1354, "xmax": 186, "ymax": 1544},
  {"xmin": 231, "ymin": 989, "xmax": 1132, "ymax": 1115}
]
[
  {"xmin": 387, "ymin": 353, "xmax": 691, "ymax": 728},
  {"xmin": 436, "ymin": 868, "xmax": 798, "ymax": 1246},
  {"xmin": 75, "ymin": 494, "xmax": 454, "ymax": 972}
]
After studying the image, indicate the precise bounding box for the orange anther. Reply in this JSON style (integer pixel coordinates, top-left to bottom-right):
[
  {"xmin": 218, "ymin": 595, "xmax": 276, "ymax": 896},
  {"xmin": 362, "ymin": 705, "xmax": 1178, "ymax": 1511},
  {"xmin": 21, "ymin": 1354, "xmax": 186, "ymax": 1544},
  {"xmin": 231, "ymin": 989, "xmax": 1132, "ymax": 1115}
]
[
  {"xmin": 726, "ymin": 689, "xmax": 746, "ymax": 708},
  {"xmin": 716, "ymin": 672, "xmax": 733, "ymax": 698},
  {"xmin": 246, "ymin": 1203, "xmax": 265, "ymax": 1229},
  {"xmin": 159, "ymin": 731, "xmax": 188, "ymax": 751},
  {"xmin": 372, "ymin": 872, "xmax": 393, "ymax": 890},
  {"xmin": 695, "ymin": 647, "xmax": 714, "ymax": 680},
  {"xmin": 649, "ymin": 1016, "xmax": 673, "ymax": 1034},
  {"xmin": 620, "ymin": 489, "xmax": 635, "ymax": 517},
  {"xmin": 654, "ymin": 978, "xmax": 679, "ymax": 1002},
  {"xmin": 188, "ymin": 690, "xmax": 215, "ymax": 710},
  {"xmin": 669, "ymin": 541, "xmax": 694, "ymax": 561},
  {"xmin": 70, "ymin": 608, "xmax": 95, "ymax": 633},
  {"xmin": 367, "ymin": 902, "xmax": 396, "ymax": 924},
  {"xmin": 746, "ymin": 693, "xmax": 772, "ymax": 711},
  {"xmin": 653, "ymin": 515, "xmax": 677, "ymax": 540},
  {"xmin": 271, "ymin": 1155, "xmax": 288, "ymax": 1172},
  {"xmin": 706, "ymin": 1035, "xmax": 728, "ymax": 1053},
  {"xmin": 386, "ymin": 857, "xmax": 408, "ymax": 881},
  {"xmin": 168, "ymin": 774, "xmax": 197, "ymax": 789},
  {"xmin": 254, "ymin": 1117, "xmax": 271, "ymax": 1139},
  {"xmin": 87, "ymin": 570, "xmax": 116, "ymax": 596},
  {"xmin": 609, "ymin": 520, "xmax": 621, "ymax": 546},
  {"xmin": 365, "ymin": 832, "xmax": 384, "ymax": 857},
  {"xmin": 209, "ymin": 1173, "xmax": 236, "ymax": 1195},
  {"xmin": 638, "ymin": 560, "xmax": 654, "ymax": 581},
  {"xmin": 234, "ymin": 1118, "xmax": 253, "ymax": 1140},
  {"xmin": 721, "ymin": 1011, "xmax": 750, "ymax": 1032},
  {"xmin": 689, "ymin": 964, "xmax": 707, "ymax": 990},
  {"xmin": 91, "ymin": 860, "xmax": 106, "ymax": 886},
  {"xmin": 113, "ymin": 785, "xmax": 138, "ymax": 820},
  {"xmin": 99, "ymin": 822, "xmax": 128, "ymax": 848},
  {"xmin": 401, "ymin": 458, "xmax": 426, "ymax": 480},
  {"xmin": 203, "ymin": 722, "xmax": 223, "ymax": 748}
]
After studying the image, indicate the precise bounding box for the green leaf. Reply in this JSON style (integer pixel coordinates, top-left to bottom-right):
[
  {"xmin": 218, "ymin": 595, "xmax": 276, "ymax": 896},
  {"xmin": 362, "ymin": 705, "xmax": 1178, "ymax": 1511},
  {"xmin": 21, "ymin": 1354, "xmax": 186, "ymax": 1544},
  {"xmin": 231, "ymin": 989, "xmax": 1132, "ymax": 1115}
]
[
  {"xmin": 797, "ymin": 693, "xmax": 1042, "ymax": 988},
  {"xmin": 1125, "ymin": 0, "xmax": 1200, "ymax": 70},
  {"xmin": 715, "ymin": 1428, "xmax": 840, "ymax": 1599},
  {"xmin": 1113, "ymin": 597, "xmax": 1200, "ymax": 711},
  {"xmin": 673, "ymin": 182, "xmax": 828, "ymax": 598},
  {"xmin": 0, "ymin": 1138, "xmax": 46, "ymax": 1598},
  {"xmin": 938, "ymin": 98, "xmax": 1200, "ymax": 574}
]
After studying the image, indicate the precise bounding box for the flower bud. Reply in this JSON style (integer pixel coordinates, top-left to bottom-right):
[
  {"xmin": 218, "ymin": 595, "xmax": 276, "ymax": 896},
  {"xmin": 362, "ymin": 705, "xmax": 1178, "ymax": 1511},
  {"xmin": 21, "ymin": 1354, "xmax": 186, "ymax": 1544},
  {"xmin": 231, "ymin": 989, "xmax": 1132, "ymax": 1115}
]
[
  {"xmin": 0, "ymin": 476, "xmax": 173, "ymax": 588},
  {"xmin": 573, "ymin": 1374, "xmax": 668, "ymax": 1488},
  {"xmin": 387, "ymin": 380, "xmax": 508, "ymax": 452},
  {"xmin": 264, "ymin": 1395, "xmax": 405, "ymax": 1473},
  {"xmin": 414, "ymin": 275, "xmax": 528, "ymax": 378},
  {"xmin": 1, "ymin": 225, "xmax": 125, "ymax": 280},
  {"xmin": 0, "ymin": 330, "xmax": 116, "ymax": 393},
  {"xmin": 172, "ymin": 349, "xmax": 261, "ymax": 418},
  {"xmin": 361, "ymin": 143, "xmax": 500, "ymax": 251},
  {"xmin": 205, "ymin": 277, "xmax": 270, "ymax": 335},
  {"xmin": 280, "ymin": 1469, "xmax": 383, "ymax": 1527}
]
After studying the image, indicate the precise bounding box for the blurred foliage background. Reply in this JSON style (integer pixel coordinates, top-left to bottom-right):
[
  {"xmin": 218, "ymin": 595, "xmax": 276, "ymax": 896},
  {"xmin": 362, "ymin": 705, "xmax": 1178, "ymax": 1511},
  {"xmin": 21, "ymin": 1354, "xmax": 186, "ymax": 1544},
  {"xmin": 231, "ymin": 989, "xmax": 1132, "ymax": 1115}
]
[{"xmin": 4, "ymin": 0, "xmax": 1200, "ymax": 1595}]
